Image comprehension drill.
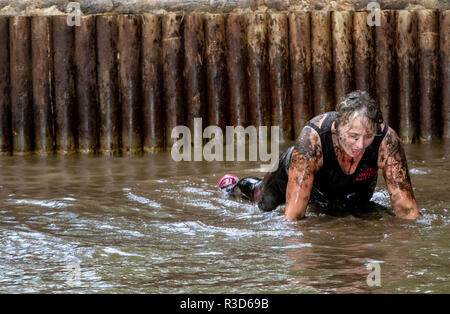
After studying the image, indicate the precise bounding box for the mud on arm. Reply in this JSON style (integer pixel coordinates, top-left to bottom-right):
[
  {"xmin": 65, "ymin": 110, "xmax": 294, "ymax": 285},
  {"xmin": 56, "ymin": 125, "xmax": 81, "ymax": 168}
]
[
  {"xmin": 379, "ymin": 128, "xmax": 419, "ymax": 219},
  {"xmin": 284, "ymin": 126, "xmax": 322, "ymax": 220}
]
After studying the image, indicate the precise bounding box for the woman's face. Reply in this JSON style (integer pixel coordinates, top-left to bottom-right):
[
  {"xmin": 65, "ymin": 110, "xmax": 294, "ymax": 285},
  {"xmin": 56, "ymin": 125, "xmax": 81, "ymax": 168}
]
[{"xmin": 337, "ymin": 114, "xmax": 376, "ymax": 158}]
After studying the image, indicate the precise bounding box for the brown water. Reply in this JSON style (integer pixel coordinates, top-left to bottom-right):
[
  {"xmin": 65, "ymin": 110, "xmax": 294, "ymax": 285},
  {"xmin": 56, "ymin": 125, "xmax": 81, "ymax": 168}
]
[{"xmin": 0, "ymin": 141, "xmax": 449, "ymax": 293}]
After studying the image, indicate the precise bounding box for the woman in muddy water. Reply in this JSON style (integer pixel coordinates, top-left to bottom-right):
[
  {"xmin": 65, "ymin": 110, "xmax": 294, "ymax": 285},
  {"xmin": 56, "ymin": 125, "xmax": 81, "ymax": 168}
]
[{"xmin": 217, "ymin": 90, "xmax": 419, "ymax": 220}]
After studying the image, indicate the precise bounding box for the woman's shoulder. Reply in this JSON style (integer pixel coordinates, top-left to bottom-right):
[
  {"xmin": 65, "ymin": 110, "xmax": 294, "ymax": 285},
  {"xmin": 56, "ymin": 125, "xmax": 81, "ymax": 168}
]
[
  {"xmin": 380, "ymin": 126, "xmax": 402, "ymax": 153},
  {"xmin": 308, "ymin": 111, "xmax": 337, "ymax": 129},
  {"xmin": 294, "ymin": 121, "xmax": 324, "ymax": 166},
  {"xmin": 377, "ymin": 126, "xmax": 403, "ymax": 167}
]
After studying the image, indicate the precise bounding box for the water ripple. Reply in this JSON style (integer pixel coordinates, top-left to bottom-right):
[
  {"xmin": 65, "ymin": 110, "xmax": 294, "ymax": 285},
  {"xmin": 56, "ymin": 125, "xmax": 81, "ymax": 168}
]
[
  {"xmin": 123, "ymin": 188, "xmax": 162, "ymax": 209},
  {"xmin": 6, "ymin": 199, "xmax": 71, "ymax": 209}
]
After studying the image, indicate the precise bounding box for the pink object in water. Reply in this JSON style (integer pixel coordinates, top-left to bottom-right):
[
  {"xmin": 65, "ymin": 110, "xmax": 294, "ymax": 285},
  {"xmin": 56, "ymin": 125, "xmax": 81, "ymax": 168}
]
[{"xmin": 217, "ymin": 174, "xmax": 239, "ymax": 191}]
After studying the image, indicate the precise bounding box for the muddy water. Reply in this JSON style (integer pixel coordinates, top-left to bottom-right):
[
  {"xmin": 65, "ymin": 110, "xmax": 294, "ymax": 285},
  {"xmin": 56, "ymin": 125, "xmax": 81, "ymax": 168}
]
[{"xmin": 0, "ymin": 141, "xmax": 449, "ymax": 293}]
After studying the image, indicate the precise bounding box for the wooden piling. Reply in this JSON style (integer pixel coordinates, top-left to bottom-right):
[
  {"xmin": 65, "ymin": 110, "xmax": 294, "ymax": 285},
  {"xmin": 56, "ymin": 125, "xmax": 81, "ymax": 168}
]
[
  {"xmin": 353, "ymin": 12, "xmax": 375, "ymax": 97},
  {"xmin": 0, "ymin": 18, "xmax": 11, "ymax": 154},
  {"xmin": 311, "ymin": 11, "xmax": 333, "ymax": 114},
  {"xmin": 53, "ymin": 16, "xmax": 77, "ymax": 154},
  {"xmin": 162, "ymin": 13, "xmax": 184, "ymax": 150},
  {"xmin": 440, "ymin": 11, "xmax": 450, "ymax": 138},
  {"xmin": 332, "ymin": 10, "xmax": 354, "ymax": 103},
  {"xmin": 247, "ymin": 12, "xmax": 270, "ymax": 128},
  {"xmin": 96, "ymin": 15, "xmax": 120, "ymax": 155},
  {"xmin": 10, "ymin": 16, "xmax": 33, "ymax": 154},
  {"xmin": 31, "ymin": 16, "xmax": 54, "ymax": 154},
  {"xmin": 417, "ymin": 10, "xmax": 439, "ymax": 142},
  {"xmin": 226, "ymin": 13, "xmax": 248, "ymax": 127},
  {"xmin": 268, "ymin": 12, "xmax": 291, "ymax": 141},
  {"xmin": 75, "ymin": 15, "xmax": 98, "ymax": 153},
  {"xmin": 1, "ymin": 9, "xmax": 448, "ymax": 155},
  {"xmin": 141, "ymin": 14, "xmax": 164, "ymax": 152},
  {"xmin": 374, "ymin": 10, "xmax": 396, "ymax": 130},
  {"xmin": 396, "ymin": 10, "xmax": 418, "ymax": 143},
  {"xmin": 118, "ymin": 14, "xmax": 142, "ymax": 154},
  {"xmin": 289, "ymin": 11, "xmax": 312, "ymax": 137},
  {"xmin": 184, "ymin": 13, "xmax": 206, "ymax": 132},
  {"xmin": 205, "ymin": 13, "xmax": 228, "ymax": 130}
]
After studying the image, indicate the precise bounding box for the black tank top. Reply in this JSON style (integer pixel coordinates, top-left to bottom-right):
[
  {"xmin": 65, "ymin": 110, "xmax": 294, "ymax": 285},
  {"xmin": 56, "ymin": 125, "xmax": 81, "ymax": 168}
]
[{"xmin": 305, "ymin": 112, "xmax": 388, "ymax": 206}]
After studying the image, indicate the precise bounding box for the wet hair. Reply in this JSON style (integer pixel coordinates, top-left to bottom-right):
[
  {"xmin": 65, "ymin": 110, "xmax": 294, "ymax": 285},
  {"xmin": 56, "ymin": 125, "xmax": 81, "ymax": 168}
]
[{"xmin": 335, "ymin": 90, "xmax": 384, "ymax": 135}]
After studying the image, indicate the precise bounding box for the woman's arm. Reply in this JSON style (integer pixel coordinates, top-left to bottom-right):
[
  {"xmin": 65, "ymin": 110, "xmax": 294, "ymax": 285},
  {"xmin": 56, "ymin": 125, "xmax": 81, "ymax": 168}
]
[
  {"xmin": 284, "ymin": 126, "xmax": 322, "ymax": 220},
  {"xmin": 379, "ymin": 128, "xmax": 419, "ymax": 219}
]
